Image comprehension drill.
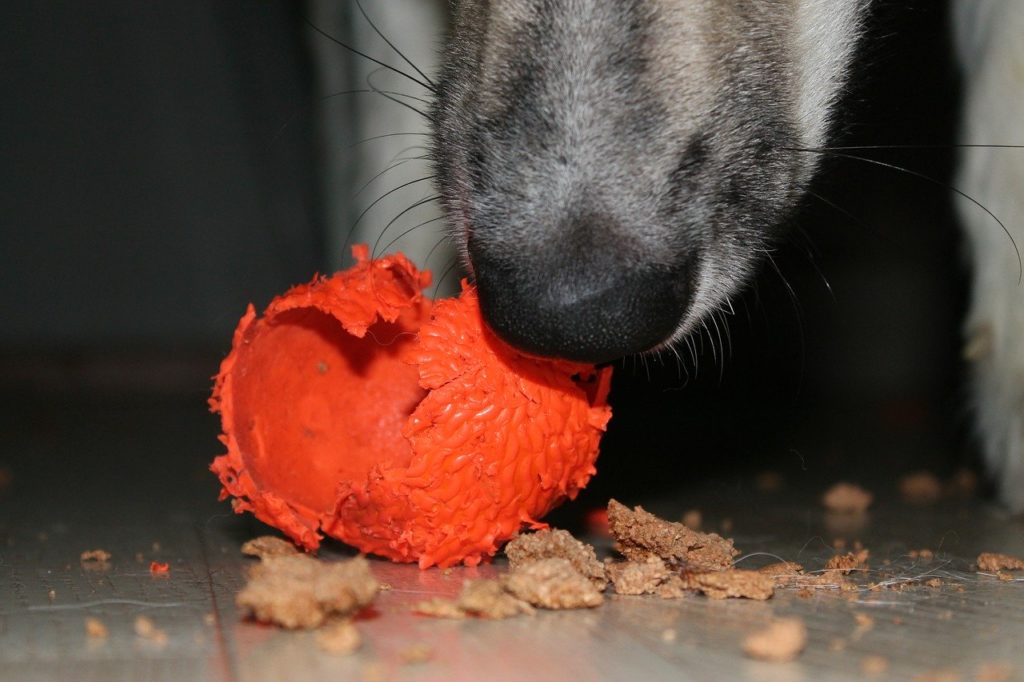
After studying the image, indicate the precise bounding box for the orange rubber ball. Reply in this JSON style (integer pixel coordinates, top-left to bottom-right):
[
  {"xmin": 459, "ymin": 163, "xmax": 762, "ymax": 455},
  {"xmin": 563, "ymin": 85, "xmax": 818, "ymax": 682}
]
[{"xmin": 210, "ymin": 246, "xmax": 613, "ymax": 568}]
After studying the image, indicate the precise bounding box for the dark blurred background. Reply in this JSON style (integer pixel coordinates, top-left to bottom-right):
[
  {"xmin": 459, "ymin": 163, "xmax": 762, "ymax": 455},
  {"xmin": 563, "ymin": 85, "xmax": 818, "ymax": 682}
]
[{"xmin": 0, "ymin": 1, "xmax": 978, "ymax": 513}]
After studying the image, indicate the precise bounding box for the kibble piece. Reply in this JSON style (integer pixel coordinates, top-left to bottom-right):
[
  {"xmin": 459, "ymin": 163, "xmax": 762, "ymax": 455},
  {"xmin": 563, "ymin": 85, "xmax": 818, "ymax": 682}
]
[
  {"xmin": 241, "ymin": 536, "xmax": 299, "ymax": 559},
  {"xmin": 899, "ymin": 471, "xmax": 943, "ymax": 506},
  {"xmin": 413, "ymin": 597, "xmax": 468, "ymax": 620},
  {"xmin": 822, "ymin": 482, "xmax": 873, "ymax": 513},
  {"xmin": 134, "ymin": 615, "xmax": 168, "ymax": 646},
  {"xmin": 458, "ymin": 579, "xmax": 534, "ymax": 619},
  {"xmin": 742, "ymin": 618, "xmax": 807, "ymax": 662},
  {"xmin": 236, "ymin": 554, "xmax": 378, "ymax": 629},
  {"xmin": 606, "ymin": 555, "xmax": 677, "ymax": 596},
  {"xmin": 505, "ymin": 529, "xmax": 606, "ymax": 589},
  {"xmin": 758, "ymin": 562, "xmax": 805, "ymax": 587},
  {"xmin": 825, "ymin": 549, "xmax": 870, "ymax": 574},
  {"xmin": 504, "ymin": 558, "xmax": 604, "ymax": 609},
  {"xmin": 84, "ymin": 617, "xmax": 108, "ymax": 639},
  {"xmin": 680, "ymin": 570, "xmax": 774, "ymax": 600},
  {"xmin": 977, "ymin": 552, "xmax": 1024, "ymax": 573},
  {"xmin": 315, "ymin": 619, "xmax": 362, "ymax": 655},
  {"xmin": 607, "ymin": 499, "xmax": 737, "ymax": 570}
]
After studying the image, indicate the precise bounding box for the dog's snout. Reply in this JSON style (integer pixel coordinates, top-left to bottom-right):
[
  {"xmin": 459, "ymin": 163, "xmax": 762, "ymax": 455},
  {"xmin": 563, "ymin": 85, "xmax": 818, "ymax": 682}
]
[{"xmin": 469, "ymin": 237, "xmax": 690, "ymax": 364}]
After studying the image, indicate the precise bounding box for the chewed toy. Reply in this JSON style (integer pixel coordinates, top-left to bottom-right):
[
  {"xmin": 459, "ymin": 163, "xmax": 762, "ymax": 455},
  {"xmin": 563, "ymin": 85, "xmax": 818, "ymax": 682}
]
[{"xmin": 210, "ymin": 246, "xmax": 612, "ymax": 568}]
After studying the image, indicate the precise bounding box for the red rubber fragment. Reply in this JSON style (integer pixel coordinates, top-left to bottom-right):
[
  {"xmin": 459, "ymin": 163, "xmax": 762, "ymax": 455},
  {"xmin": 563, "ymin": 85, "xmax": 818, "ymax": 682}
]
[{"xmin": 210, "ymin": 246, "xmax": 612, "ymax": 568}]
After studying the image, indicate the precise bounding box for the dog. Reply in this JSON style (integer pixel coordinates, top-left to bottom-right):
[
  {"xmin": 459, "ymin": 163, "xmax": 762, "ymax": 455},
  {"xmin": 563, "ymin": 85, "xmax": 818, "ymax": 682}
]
[
  {"xmin": 954, "ymin": 0, "xmax": 1024, "ymax": 511},
  {"xmin": 342, "ymin": 1, "xmax": 1023, "ymax": 510}
]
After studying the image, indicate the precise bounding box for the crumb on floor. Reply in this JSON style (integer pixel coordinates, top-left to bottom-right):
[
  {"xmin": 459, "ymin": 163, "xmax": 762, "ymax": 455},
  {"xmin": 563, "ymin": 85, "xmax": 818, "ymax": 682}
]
[
  {"xmin": 241, "ymin": 536, "xmax": 299, "ymax": 559},
  {"xmin": 80, "ymin": 549, "xmax": 111, "ymax": 565},
  {"xmin": 606, "ymin": 555, "xmax": 680, "ymax": 597},
  {"xmin": 503, "ymin": 557, "xmax": 604, "ymax": 609},
  {"xmin": 84, "ymin": 617, "xmax": 108, "ymax": 639},
  {"xmin": 822, "ymin": 482, "xmax": 873, "ymax": 514},
  {"xmin": 607, "ymin": 499, "xmax": 737, "ymax": 571},
  {"xmin": 399, "ymin": 643, "xmax": 434, "ymax": 665},
  {"xmin": 458, "ymin": 578, "xmax": 535, "ymax": 619},
  {"xmin": 415, "ymin": 578, "xmax": 533, "ymax": 620},
  {"xmin": 899, "ymin": 471, "xmax": 943, "ymax": 506},
  {"xmin": 315, "ymin": 619, "xmax": 361, "ymax": 655},
  {"xmin": 757, "ymin": 562, "xmax": 805, "ymax": 587},
  {"xmin": 825, "ymin": 549, "xmax": 870, "ymax": 574},
  {"xmin": 861, "ymin": 655, "xmax": 890, "ymax": 675},
  {"xmin": 504, "ymin": 529, "xmax": 606, "ymax": 589},
  {"xmin": 236, "ymin": 554, "xmax": 378, "ymax": 629},
  {"xmin": 680, "ymin": 570, "xmax": 775, "ymax": 601},
  {"xmin": 977, "ymin": 552, "xmax": 1024, "ymax": 573},
  {"xmin": 134, "ymin": 615, "xmax": 168, "ymax": 646},
  {"xmin": 742, "ymin": 618, "xmax": 807, "ymax": 663}
]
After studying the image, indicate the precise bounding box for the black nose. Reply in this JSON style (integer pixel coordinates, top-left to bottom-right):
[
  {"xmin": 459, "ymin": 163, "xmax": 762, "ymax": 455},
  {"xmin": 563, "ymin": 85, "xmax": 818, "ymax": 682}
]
[{"xmin": 469, "ymin": 239, "xmax": 691, "ymax": 364}]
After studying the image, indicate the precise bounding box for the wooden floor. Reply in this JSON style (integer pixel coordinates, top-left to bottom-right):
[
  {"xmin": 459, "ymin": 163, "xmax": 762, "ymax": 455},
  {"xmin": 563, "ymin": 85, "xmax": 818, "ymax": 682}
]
[{"xmin": 1, "ymin": 397, "xmax": 1022, "ymax": 682}]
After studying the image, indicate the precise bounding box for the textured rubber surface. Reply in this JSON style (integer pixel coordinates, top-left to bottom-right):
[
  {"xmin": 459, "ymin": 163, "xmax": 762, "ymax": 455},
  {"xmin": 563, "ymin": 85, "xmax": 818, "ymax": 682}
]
[{"xmin": 210, "ymin": 246, "xmax": 612, "ymax": 568}]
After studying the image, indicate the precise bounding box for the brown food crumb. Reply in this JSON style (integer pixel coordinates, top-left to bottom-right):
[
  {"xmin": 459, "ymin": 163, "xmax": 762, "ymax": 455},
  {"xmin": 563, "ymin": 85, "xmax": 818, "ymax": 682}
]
[
  {"xmin": 754, "ymin": 471, "xmax": 784, "ymax": 493},
  {"xmin": 822, "ymin": 482, "xmax": 873, "ymax": 513},
  {"xmin": 680, "ymin": 569, "xmax": 774, "ymax": 600},
  {"xmin": 681, "ymin": 509, "xmax": 703, "ymax": 531},
  {"xmin": 84, "ymin": 617, "xmax": 108, "ymax": 639},
  {"xmin": 854, "ymin": 612, "xmax": 875, "ymax": 630},
  {"xmin": 742, "ymin": 618, "xmax": 807, "ymax": 663},
  {"xmin": 241, "ymin": 536, "xmax": 299, "ymax": 559},
  {"xmin": 80, "ymin": 549, "xmax": 111, "ymax": 568},
  {"xmin": 315, "ymin": 619, "xmax": 361, "ymax": 655},
  {"xmin": 606, "ymin": 556, "xmax": 680, "ymax": 597},
  {"xmin": 134, "ymin": 615, "xmax": 168, "ymax": 646},
  {"xmin": 975, "ymin": 662, "xmax": 1014, "ymax": 682},
  {"xmin": 945, "ymin": 469, "xmax": 978, "ymax": 499},
  {"xmin": 785, "ymin": 570, "xmax": 855, "ymax": 592},
  {"xmin": 977, "ymin": 552, "xmax": 1024, "ymax": 573},
  {"xmin": 925, "ymin": 578, "xmax": 943, "ymax": 588},
  {"xmin": 413, "ymin": 597, "xmax": 468, "ymax": 620},
  {"xmin": 504, "ymin": 558, "xmax": 604, "ymax": 609},
  {"xmin": 505, "ymin": 529, "xmax": 606, "ymax": 589},
  {"xmin": 459, "ymin": 579, "xmax": 534, "ymax": 618},
  {"xmin": 236, "ymin": 554, "xmax": 378, "ymax": 629},
  {"xmin": 862, "ymin": 655, "xmax": 890, "ymax": 675},
  {"xmin": 607, "ymin": 499, "xmax": 737, "ymax": 571},
  {"xmin": 825, "ymin": 549, "xmax": 870, "ymax": 574},
  {"xmin": 47, "ymin": 589, "xmax": 56, "ymax": 602},
  {"xmin": 997, "ymin": 571, "xmax": 1014, "ymax": 582},
  {"xmin": 758, "ymin": 562, "xmax": 805, "ymax": 585},
  {"xmin": 910, "ymin": 548, "xmax": 935, "ymax": 561},
  {"xmin": 899, "ymin": 471, "xmax": 943, "ymax": 506},
  {"xmin": 399, "ymin": 643, "xmax": 434, "ymax": 665},
  {"xmin": 415, "ymin": 578, "xmax": 535, "ymax": 620}
]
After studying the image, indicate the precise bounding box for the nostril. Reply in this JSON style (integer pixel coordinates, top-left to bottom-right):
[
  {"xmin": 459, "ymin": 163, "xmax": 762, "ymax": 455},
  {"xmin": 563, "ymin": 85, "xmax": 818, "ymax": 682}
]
[{"xmin": 470, "ymin": 244, "xmax": 691, "ymax": 363}]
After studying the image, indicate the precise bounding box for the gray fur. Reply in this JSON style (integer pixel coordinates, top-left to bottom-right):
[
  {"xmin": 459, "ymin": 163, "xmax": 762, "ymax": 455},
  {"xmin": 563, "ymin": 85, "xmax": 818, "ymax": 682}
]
[{"xmin": 432, "ymin": 0, "xmax": 867, "ymax": 362}]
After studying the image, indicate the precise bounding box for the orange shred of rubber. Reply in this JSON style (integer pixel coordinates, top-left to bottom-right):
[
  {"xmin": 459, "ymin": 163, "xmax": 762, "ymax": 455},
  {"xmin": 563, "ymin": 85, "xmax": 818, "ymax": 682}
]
[
  {"xmin": 149, "ymin": 561, "xmax": 170, "ymax": 575},
  {"xmin": 210, "ymin": 245, "xmax": 612, "ymax": 568}
]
